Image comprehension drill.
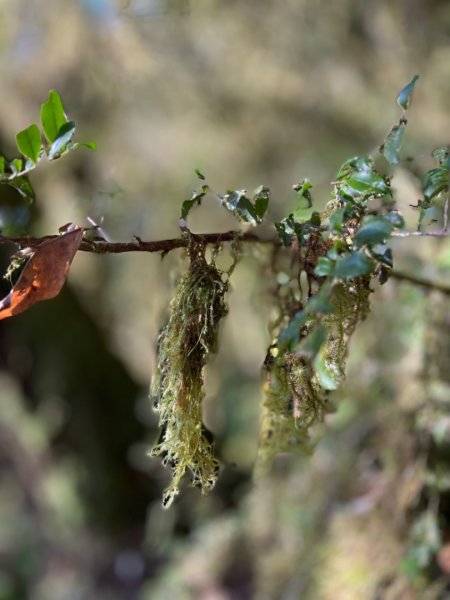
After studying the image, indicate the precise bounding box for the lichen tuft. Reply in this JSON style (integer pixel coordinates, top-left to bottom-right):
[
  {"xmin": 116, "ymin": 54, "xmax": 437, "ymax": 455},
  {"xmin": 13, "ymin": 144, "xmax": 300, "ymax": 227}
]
[{"xmin": 150, "ymin": 238, "xmax": 229, "ymax": 507}]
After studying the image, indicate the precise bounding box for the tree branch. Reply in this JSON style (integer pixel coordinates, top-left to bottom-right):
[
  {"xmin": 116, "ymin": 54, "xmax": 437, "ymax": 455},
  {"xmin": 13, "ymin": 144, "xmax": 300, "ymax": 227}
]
[
  {"xmin": 392, "ymin": 229, "xmax": 450, "ymax": 238},
  {"xmin": 390, "ymin": 270, "xmax": 450, "ymax": 295},
  {"xmin": 1, "ymin": 229, "xmax": 449, "ymax": 294},
  {"xmin": 0, "ymin": 230, "xmax": 272, "ymax": 254}
]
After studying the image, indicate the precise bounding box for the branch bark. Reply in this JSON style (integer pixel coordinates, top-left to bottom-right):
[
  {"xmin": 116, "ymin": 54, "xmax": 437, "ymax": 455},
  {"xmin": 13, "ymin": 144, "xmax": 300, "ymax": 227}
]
[
  {"xmin": 1, "ymin": 229, "xmax": 449, "ymax": 295},
  {"xmin": 0, "ymin": 230, "xmax": 271, "ymax": 254},
  {"xmin": 390, "ymin": 270, "xmax": 450, "ymax": 296}
]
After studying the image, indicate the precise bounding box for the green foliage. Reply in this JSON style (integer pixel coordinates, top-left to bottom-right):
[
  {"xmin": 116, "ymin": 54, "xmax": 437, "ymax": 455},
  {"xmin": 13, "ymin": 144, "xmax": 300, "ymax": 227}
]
[
  {"xmin": 218, "ymin": 185, "xmax": 270, "ymax": 225},
  {"xmin": 15, "ymin": 124, "xmax": 42, "ymax": 164},
  {"xmin": 397, "ymin": 74, "xmax": 419, "ymax": 111},
  {"xmin": 0, "ymin": 90, "xmax": 95, "ymax": 205},
  {"xmin": 41, "ymin": 89, "xmax": 68, "ymax": 142},
  {"xmin": 381, "ymin": 120, "xmax": 406, "ymax": 165},
  {"xmin": 180, "ymin": 184, "xmax": 209, "ymax": 221},
  {"xmin": 1, "ymin": 76, "xmax": 448, "ymax": 513}
]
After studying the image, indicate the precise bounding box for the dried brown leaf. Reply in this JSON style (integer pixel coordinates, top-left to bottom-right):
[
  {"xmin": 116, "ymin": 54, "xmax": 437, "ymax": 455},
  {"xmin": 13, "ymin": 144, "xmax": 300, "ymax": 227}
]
[{"xmin": 0, "ymin": 227, "xmax": 83, "ymax": 319}]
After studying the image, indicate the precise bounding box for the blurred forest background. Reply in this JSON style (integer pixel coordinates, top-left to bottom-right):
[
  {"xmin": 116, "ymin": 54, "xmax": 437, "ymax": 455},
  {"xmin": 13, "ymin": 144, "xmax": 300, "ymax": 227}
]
[{"xmin": 0, "ymin": 1, "xmax": 450, "ymax": 598}]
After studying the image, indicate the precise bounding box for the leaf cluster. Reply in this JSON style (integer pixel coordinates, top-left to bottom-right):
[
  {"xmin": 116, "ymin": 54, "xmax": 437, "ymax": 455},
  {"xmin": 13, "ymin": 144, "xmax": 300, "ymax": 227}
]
[{"xmin": 0, "ymin": 90, "xmax": 94, "ymax": 205}]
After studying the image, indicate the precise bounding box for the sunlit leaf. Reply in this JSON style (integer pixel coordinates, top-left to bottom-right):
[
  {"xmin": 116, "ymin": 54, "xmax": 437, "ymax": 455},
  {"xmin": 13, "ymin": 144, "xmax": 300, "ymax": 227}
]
[
  {"xmin": 48, "ymin": 121, "xmax": 76, "ymax": 159},
  {"xmin": 8, "ymin": 158, "xmax": 23, "ymax": 177},
  {"xmin": 71, "ymin": 141, "xmax": 97, "ymax": 151},
  {"xmin": 16, "ymin": 124, "xmax": 42, "ymax": 165},
  {"xmin": 41, "ymin": 90, "xmax": 68, "ymax": 143}
]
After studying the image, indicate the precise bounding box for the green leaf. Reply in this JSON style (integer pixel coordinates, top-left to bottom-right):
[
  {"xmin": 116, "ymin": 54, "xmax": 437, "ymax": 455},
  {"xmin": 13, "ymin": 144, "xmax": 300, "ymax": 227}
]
[
  {"xmin": 7, "ymin": 176, "xmax": 35, "ymax": 203},
  {"xmin": 328, "ymin": 207, "xmax": 346, "ymax": 233},
  {"xmin": 314, "ymin": 257, "xmax": 334, "ymax": 277},
  {"xmin": 432, "ymin": 146, "xmax": 449, "ymax": 168},
  {"xmin": 219, "ymin": 189, "xmax": 264, "ymax": 225},
  {"xmin": 0, "ymin": 156, "xmax": 5, "ymax": 176},
  {"xmin": 253, "ymin": 185, "xmax": 270, "ymax": 220},
  {"xmin": 337, "ymin": 156, "xmax": 391, "ymax": 198},
  {"xmin": 194, "ymin": 168, "xmax": 205, "ymax": 180},
  {"xmin": 48, "ymin": 121, "xmax": 76, "ymax": 159},
  {"xmin": 315, "ymin": 354, "xmax": 341, "ymax": 390},
  {"xmin": 397, "ymin": 75, "xmax": 419, "ymax": 111},
  {"xmin": 274, "ymin": 220, "xmax": 293, "ymax": 246},
  {"xmin": 385, "ymin": 211, "xmax": 405, "ymax": 229},
  {"xmin": 422, "ymin": 166, "xmax": 449, "ymax": 202},
  {"xmin": 278, "ymin": 310, "xmax": 308, "ymax": 349},
  {"xmin": 310, "ymin": 211, "xmax": 321, "ymax": 227},
  {"xmin": 334, "ymin": 251, "xmax": 374, "ymax": 279},
  {"xmin": 298, "ymin": 324, "xmax": 328, "ymax": 360},
  {"xmin": 420, "ymin": 205, "xmax": 442, "ymax": 227},
  {"xmin": 180, "ymin": 186, "xmax": 209, "ymax": 220},
  {"xmin": 370, "ymin": 244, "xmax": 393, "ymax": 268},
  {"xmin": 354, "ymin": 216, "xmax": 393, "ymax": 246},
  {"xmin": 306, "ymin": 288, "xmax": 334, "ymax": 314},
  {"xmin": 41, "ymin": 90, "xmax": 68, "ymax": 143},
  {"xmin": 71, "ymin": 141, "xmax": 97, "ymax": 151},
  {"xmin": 16, "ymin": 124, "xmax": 42, "ymax": 164},
  {"xmin": 9, "ymin": 158, "xmax": 23, "ymax": 177},
  {"xmin": 381, "ymin": 120, "xmax": 406, "ymax": 165},
  {"xmin": 293, "ymin": 178, "xmax": 313, "ymax": 208}
]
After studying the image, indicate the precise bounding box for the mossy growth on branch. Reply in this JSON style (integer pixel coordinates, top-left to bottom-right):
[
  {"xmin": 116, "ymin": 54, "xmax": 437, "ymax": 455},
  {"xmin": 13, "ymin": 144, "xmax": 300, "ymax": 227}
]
[
  {"xmin": 257, "ymin": 276, "xmax": 372, "ymax": 474},
  {"xmin": 150, "ymin": 237, "xmax": 231, "ymax": 507}
]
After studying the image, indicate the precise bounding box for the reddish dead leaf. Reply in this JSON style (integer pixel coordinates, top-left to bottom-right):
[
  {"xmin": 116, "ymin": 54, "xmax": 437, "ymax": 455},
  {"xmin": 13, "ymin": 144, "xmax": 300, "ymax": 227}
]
[{"xmin": 0, "ymin": 226, "xmax": 83, "ymax": 319}]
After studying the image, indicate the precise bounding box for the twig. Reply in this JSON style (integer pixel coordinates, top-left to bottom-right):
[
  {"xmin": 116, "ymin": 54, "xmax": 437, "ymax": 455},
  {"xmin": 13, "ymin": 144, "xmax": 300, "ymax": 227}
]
[
  {"xmin": 390, "ymin": 270, "xmax": 450, "ymax": 296},
  {"xmin": 392, "ymin": 229, "xmax": 450, "ymax": 238},
  {"xmin": 443, "ymin": 196, "xmax": 449, "ymax": 233}
]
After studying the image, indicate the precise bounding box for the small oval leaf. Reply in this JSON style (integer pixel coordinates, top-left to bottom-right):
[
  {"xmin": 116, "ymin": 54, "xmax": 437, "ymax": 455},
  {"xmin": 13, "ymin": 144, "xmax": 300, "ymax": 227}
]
[
  {"xmin": 16, "ymin": 124, "xmax": 42, "ymax": 164},
  {"xmin": 41, "ymin": 90, "xmax": 68, "ymax": 143},
  {"xmin": 397, "ymin": 75, "xmax": 419, "ymax": 111}
]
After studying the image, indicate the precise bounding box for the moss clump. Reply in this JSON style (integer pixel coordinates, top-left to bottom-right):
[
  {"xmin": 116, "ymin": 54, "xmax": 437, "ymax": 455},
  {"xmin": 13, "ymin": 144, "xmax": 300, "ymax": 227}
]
[
  {"xmin": 150, "ymin": 239, "xmax": 229, "ymax": 508},
  {"xmin": 257, "ymin": 277, "xmax": 372, "ymax": 473}
]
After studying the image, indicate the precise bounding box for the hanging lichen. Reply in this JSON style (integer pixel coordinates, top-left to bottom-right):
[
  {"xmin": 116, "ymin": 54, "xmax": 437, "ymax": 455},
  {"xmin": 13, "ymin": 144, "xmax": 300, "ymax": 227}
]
[
  {"xmin": 255, "ymin": 174, "xmax": 382, "ymax": 474},
  {"xmin": 150, "ymin": 237, "xmax": 230, "ymax": 508},
  {"xmin": 257, "ymin": 272, "xmax": 373, "ymax": 474}
]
